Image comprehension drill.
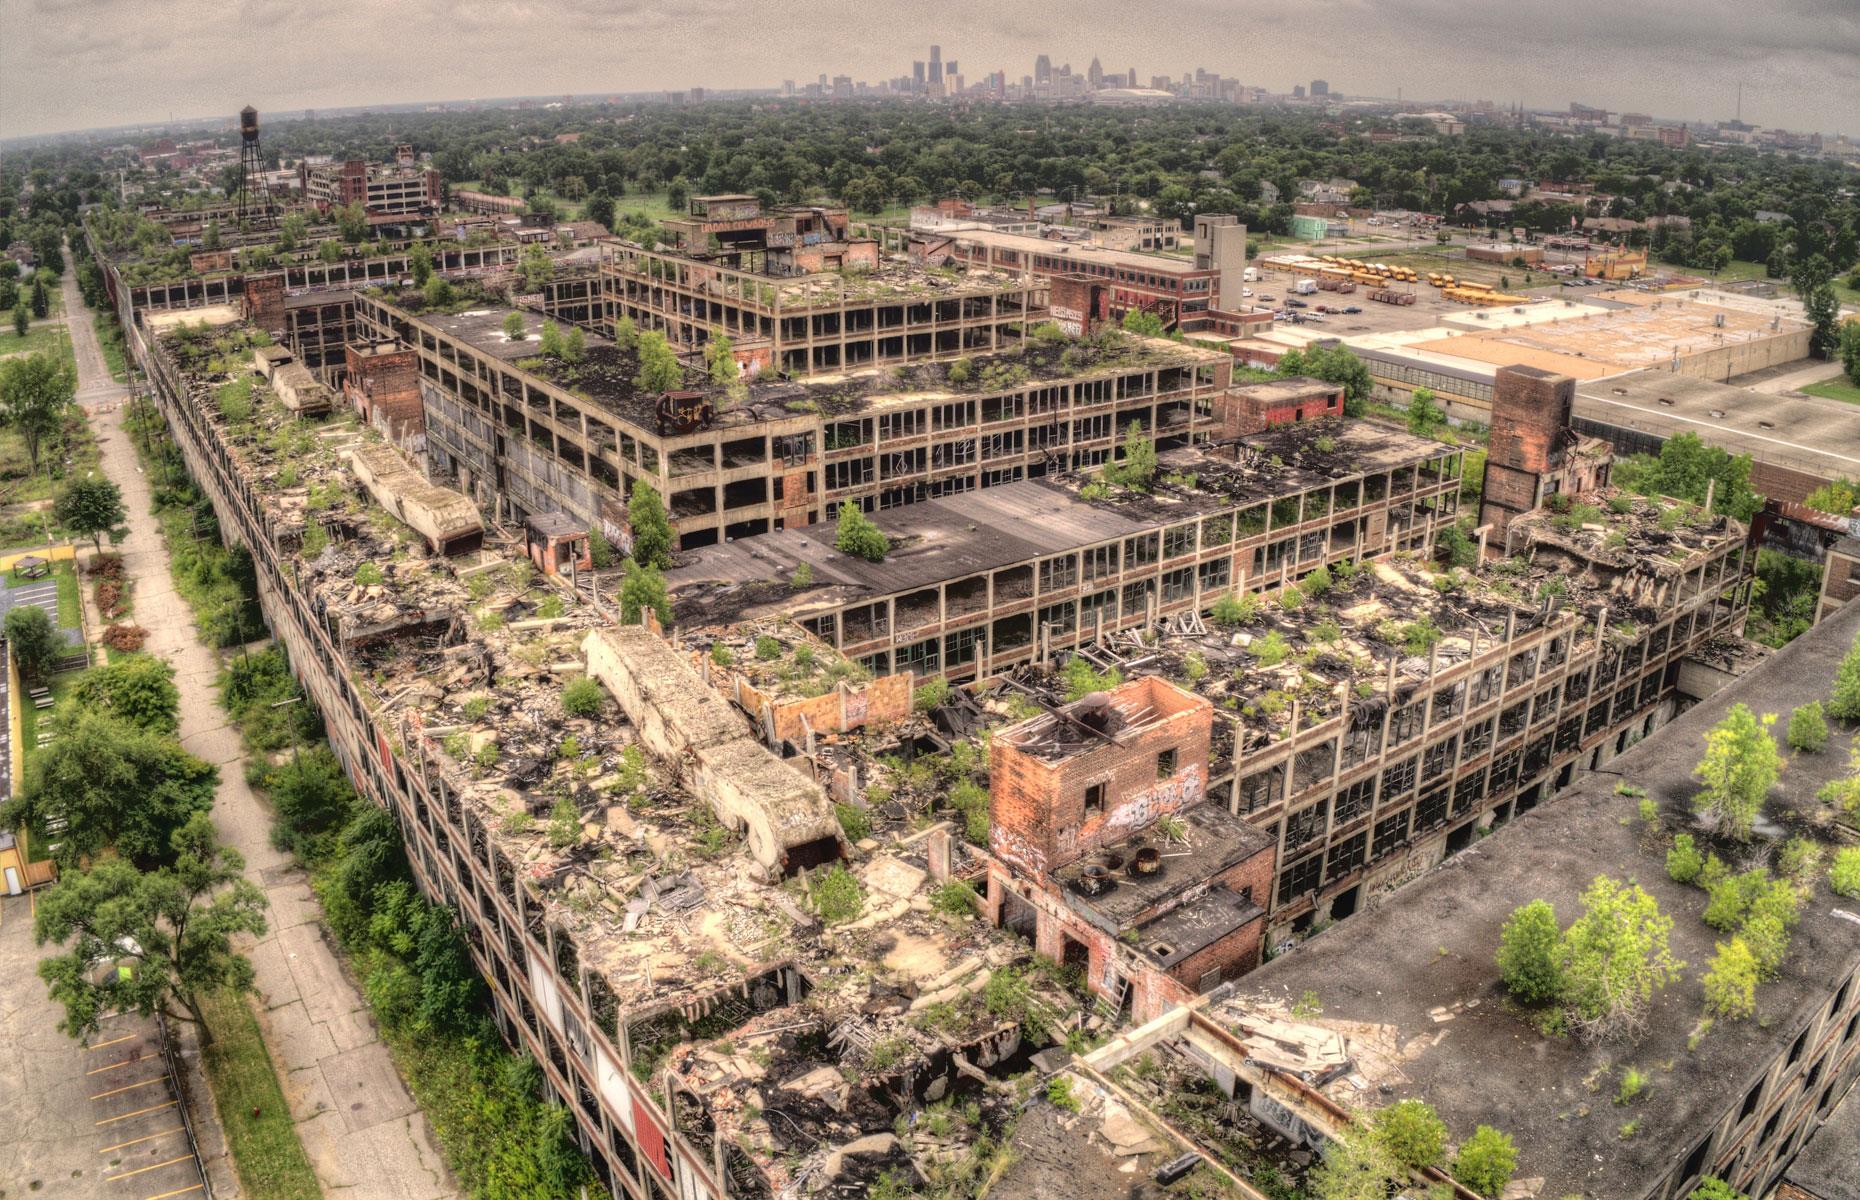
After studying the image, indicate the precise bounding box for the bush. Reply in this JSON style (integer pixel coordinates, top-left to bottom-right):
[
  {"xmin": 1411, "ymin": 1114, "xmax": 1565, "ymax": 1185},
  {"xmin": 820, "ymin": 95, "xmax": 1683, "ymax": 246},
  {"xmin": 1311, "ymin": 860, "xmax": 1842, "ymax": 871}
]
[
  {"xmin": 560, "ymin": 676, "xmax": 605, "ymax": 717},
  {"xmin": 1666, "ymin": 834, "xmax": 1705, "ymax": 884},
  {"xmin": 1370, "ymin": 1099, "xmax": 1447, "ymax": 1169},
  {"xmin": 268, "ymin": 746, "xmax": 355, "ymax": 856},
  {"xmin": 1061, "ymin": 656, "xmax": 1122, "ymax": 701},
  {"xmin": 834, "ymin": 503, "xmax": 890, "ymax": 562},
  {"xmin": 1832, "ymin": 635, "xmax": 1860, "ymax": 720},
  {"xmin": 1703, "ymin": 937, "xmax": 1761, "ymax": 1019},
  {"xmin": 1252, "ymin": 630, "xmax": 1291, "ymax": 667},
  {"xmin": 1210, "ymin": 591, "xmax": 1262, "ymax": 627},
  {"xmin": 1787, "ymin": 702, "xmax": 1828, "ymax": 752},
  {"xmin": 102, "ymin": 622, "xmax": 148, "ymax": 652},
  {"xmin": 914, "ymin": 677, "xmax": 950, "ymax": 712},
  {"xmin": 5, "ymin": 604, "xmax": 61, "ymax": 682},
  {"xmin": 833, "ymin": 802, "xmax": 871, "ymax": 842},
  {"xmin": 1688, "ymin": 1180, "xmax": 1749, "ymax": 1200},
  {"xmin": 1451, "ymin": 1126, "xmax": 1518, "ymax": 1198},
  {"xmin": 931, "ymin": 880, "xmax": 979, "ymax": 916},
  {"xmin": 810, "ymin": 865, "xmax": 864, "ymax": 924},
  {"xmin": 1831, "ymin": 848, "xmax": 1860, "ymax": 898},
  {"xmin": 1776, "ymin": 836, "xmax": 1822, "ymax": 883},
  {"xmin": 948, "ymin": 778, "xmax": 990, "ymax": 844},
  {"xmin": 1496, "ymin": 899, "xmax": 1563, "ymax": 1004}
]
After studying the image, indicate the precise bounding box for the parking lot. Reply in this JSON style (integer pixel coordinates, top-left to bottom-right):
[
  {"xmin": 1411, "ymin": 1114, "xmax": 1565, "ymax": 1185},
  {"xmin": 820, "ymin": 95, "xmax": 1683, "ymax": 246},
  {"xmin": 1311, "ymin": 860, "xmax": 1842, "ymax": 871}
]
[{"xmin": 0, "ymin": 894, "xmax": 209, "ymax": 1200}]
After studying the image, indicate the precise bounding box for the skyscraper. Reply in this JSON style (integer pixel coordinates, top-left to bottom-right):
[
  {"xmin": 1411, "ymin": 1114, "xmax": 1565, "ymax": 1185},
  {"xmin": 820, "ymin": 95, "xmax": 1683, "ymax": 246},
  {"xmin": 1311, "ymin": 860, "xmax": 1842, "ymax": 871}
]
[
  {"xmin": 1035, "ymin": 54, "xmax": 1051, "ymax": 84},
  {"xmin": 1088, "ymin": 57, "xmax": 1103, "ymax": 88},
  {"xmin": 929, "ymin": 44, "xmax": 943, "ymax": 85},
  {"xmin": 1311, "ymin": 79, "xmax": 1330, "ymax": 97}
]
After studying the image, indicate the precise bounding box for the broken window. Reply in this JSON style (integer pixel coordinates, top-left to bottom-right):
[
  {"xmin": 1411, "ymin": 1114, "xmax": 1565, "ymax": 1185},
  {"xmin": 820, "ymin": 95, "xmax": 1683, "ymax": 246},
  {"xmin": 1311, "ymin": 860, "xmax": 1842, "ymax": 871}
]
[
  {"xmin": 1040, "ymin": 554, "xmax": 1079, "ymax": 593},
  {"xmin": 1084, "ymin": 782, "xmax": 1106, "ymax": 815},
  {"xmin": 1422, "ymin": 736, "xmax": 1458, "ymax": 782},
  {"xmin": 1284, "ymin": 803, "xmax": 1325, "ymax": 854},
  {"xmin": 1326, "ymin": 832, "xmax": 1367, "ymax": 878},
  {"xmin": 1239, "ymin": 764, "xmax": 1284, "ymax": 813},
  {"xmin": 1499, "ymin": 701, "xmax": 1529, "ymax": 741},
  {"xmin": 1333, "ymin": 777, "xmax": 1374, "ymax": 825},
  {"xmin": 1415, "ymin": 784, "xmax": 1449, "ymax": 832},
  {"xmin": 1277, "ymin": 855, "xmax": 1323, "ymax": 905},
  {"xmin": 1373, "ymin": 809, "xmax": 1411, "ymax": 858},
  {"xmin": 1453, "ymin": 767, "xmax": 1487, "ymax": 815},
  {"xmin": 1380, "ymin": 755, "xmax": 1417, "ymax": 800}
]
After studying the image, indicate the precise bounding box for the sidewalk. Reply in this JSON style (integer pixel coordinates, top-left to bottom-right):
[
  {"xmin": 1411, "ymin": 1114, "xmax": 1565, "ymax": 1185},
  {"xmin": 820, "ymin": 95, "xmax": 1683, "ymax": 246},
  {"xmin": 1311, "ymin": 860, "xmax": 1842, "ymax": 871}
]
[{"xmin": 71, "ymin": 249, "xmax": 456, "ymax": 1196}]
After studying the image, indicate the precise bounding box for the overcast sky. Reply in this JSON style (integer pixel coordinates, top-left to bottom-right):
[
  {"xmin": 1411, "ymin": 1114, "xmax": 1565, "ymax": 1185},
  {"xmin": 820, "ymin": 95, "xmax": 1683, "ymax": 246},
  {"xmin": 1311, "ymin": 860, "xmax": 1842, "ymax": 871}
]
[{"xmin": 3, "ymin": 0, "xmax": 1857, "ymax": 140}]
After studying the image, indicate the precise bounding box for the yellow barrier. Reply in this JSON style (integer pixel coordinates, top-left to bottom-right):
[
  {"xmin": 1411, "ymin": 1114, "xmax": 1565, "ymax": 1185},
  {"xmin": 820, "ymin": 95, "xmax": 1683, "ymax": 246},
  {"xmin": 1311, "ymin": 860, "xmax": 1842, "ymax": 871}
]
[{"xmin": 0, "ymin": 543, "xmax": 76, "ymax": 574}]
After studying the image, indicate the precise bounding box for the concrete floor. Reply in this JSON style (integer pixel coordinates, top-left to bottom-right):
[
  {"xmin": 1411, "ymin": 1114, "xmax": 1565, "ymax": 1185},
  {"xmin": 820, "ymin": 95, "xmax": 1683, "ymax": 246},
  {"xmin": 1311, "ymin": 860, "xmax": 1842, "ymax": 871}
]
[{"xmin": 62, "ymin": 250, "xmax": 458, "ymax": 1198}]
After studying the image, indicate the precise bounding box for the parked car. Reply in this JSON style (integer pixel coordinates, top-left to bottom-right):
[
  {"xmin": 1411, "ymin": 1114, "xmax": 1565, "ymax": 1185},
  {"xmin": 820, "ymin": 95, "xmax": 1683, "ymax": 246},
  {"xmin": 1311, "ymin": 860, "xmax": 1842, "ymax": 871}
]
[
  {"xmin": 1258, "ymin": 294, "xmax": 1275, "ymax": 302},
  {"xmin": 1342, "ymin": 305, "xmax": 1363, "ymax": 314},
  {"xmin": 1285, "ymin": 298, "xmax": 1308, "ymax": 308}
]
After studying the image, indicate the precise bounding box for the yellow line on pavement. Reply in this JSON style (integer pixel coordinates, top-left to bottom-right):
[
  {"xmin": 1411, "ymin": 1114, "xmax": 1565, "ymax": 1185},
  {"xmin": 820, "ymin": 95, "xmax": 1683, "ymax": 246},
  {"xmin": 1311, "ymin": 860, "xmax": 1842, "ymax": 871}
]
[
  {"xmin": 143, "ymin": 1186, "xmax": 203, "ymax": 1200},
  {"xmin": 90, "ymin": 1076, "xmax": 167, "ymax": 1101},
  {"xmin": 98, "ymin": 1127, "xmax": 183, "ymax": 1154},
  {"xmin": 103, "ymin": 1154, "xmax": 192, "ymax": 1182},
  {"xmin": 94, "ymin": 1100, "xmax": 177, "ymax": 1126},
  {"xmin": 87, "ymin": 1033, "xmax": 140, "ymax": 1051},
  {"xmin": 89, "ymin": 1055, "xmax": 156, "ymax": 1075}
]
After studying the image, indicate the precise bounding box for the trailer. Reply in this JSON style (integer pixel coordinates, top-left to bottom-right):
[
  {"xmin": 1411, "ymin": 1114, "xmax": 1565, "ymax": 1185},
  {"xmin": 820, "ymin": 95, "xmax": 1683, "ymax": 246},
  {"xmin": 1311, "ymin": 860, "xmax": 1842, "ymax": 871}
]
[
  {"xmin": 1315, "ymin": 277, "xmax": 1357, "ymax": 293},
  {"xmin": 1368, "ymin": 288, "xmax": 1416, "ymax": 306}
]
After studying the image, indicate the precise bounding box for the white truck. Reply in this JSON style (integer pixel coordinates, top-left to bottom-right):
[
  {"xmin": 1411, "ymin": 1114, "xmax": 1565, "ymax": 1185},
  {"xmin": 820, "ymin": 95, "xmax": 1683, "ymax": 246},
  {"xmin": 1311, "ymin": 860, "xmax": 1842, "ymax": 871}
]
[
  {"xmin": 1292, "ymin": 278, "xmax": 1318, "ymax": 295},
  {"xmin": 1242, "ymin": 266, "xmax": 1260, "ymax": 283}
]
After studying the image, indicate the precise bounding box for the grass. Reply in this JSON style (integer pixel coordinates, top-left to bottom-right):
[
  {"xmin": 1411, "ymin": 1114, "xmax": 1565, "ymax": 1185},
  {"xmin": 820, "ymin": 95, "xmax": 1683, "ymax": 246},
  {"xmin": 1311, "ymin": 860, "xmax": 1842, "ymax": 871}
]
[
  {"xmin": 1803, "ymin": 375, "xmax": 1860, "ymax": 406},
  {"xmin": 0, "ymin": 321, "xmax": 72, "ymax": 361},
  {"xmin": 0, "ymin": 409, "xmax": 105, "ymax": 553},
  {"xmin": 18, "ymin": 669, "xmax": 79, "ymax": 768},
  {"xmin": 92, "ymin": 310, "xmax": 128, "ymax": 382},
  {"xmin": 199, "ymin": 989, "xmax": 322, "ymax": 1200}
]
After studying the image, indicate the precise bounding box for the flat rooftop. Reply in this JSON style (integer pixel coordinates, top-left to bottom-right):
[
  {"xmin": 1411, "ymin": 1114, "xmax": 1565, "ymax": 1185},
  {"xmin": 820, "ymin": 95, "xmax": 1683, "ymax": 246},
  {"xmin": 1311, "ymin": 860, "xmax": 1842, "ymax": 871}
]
[
  {"xmin": 935, "ymin": 225, "xmax": 1213, "ymax": 275},
  {"xmin": 1230, "ymin": 596, "xmax": 1860, "ymax": 1198},
  {"xmin": 1577, "ymin": 368, "xmax": 1860, "ymax": 489}
]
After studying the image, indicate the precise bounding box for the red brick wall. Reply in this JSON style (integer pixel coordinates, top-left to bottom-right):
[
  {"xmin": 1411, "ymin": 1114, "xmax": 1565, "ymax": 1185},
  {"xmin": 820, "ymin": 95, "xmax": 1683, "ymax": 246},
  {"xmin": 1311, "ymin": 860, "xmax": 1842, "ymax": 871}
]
[
  {"xmin": 1481, "ymin": 365, "xmax": 1576, "ymax": 542},
  {"xmin": 1210, "ymin": 383, "xmax": 1343, "ymax": 438},
  {"xmin": 1048, "ymin": 274, "xmax": 1105, "ymax": 338},
  {"xmin": 242, "ymin": 274, "xmax": 285, "ymax": 334},
  {"xmin": 989, "ymin": 678, "xmax": 1212, "ymax": 877},
  {"xmin": 343, "ymin": 344, "xmax": 424, "ymax": 439}
]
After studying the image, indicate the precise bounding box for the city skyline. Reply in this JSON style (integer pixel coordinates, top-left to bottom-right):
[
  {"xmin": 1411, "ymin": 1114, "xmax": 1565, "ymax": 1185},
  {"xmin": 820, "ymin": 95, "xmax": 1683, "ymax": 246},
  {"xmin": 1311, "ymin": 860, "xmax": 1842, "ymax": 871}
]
[{"xmin": 3, "ymin": 0, "xmax": 1857, "ymax": 140}]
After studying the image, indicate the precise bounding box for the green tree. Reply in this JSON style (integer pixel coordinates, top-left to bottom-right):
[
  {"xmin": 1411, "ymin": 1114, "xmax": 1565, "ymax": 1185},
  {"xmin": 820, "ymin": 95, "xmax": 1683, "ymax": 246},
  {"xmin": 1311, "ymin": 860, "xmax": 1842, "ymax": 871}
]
[
  {"xmin": 4, "ymin": 604, "xmax": 62, "ymax": 683},
  {"xmin": 1405, "ymin": 386, "xmax": 1445, "ymax": 435},
  {"xmin": 539, "ymin": 320, "xmax": 565, "ymax": 358},
  {"xmin": 1666, "ymin": 833, "xmax": 1705, "ymax": 884},
  {"xmin": 618, "ymin": 560, "xmax": 671, "ymax": 626},
  {"xmin": 1692, "ymin": 703, "xmax": 1779, "ymax": 840},
  {"xmin": 69, "ymin": 653, "xmax": 180, "ymax": 734},
  {"xmin": 1841, "ymin": 321, "xmax": 1860, "ymax": 387},
  {"xmin": 503, "ymin": 311, "xmax": 527, "ymax": 341},
  {"xmin": 1702, "ymin": 937, "xmax": 1760, "ymax": 1019},
  {"xmin": 33, "ymin": 812, "xmax": 266, "ymax": 1044},
  {"xmin": 267, "ymin": 746, "xmax": 354, "ymax": 855},
  {"xmin": 11, "ymin": 301, "xmax": 26, "ymax": 338},
  {"xmin": 613, "ymin": 314, "xmax": 640, "ymax": 351},
  {"xmin": 1308, "ymin": 1126, "xmax": 1399, "ymax": 1200},
  {"xmin": 275, "ymin": 212, "xmax": 307, "ymax": 252},
  {"xmin": 1786, "ymin": 701, "xmax": 1828, "ymax": 752},
  {"xmin": 1120, "ymin": 307, "xmax": 1165, "ymax": 336},
  {"xmin": 1496, "ymin": 899, "xmax": 1564, "ymax": 1004},
  {"xmin": 634, "ymin": 330, "xmax": 683, "ymax": 392},
  {"xmin": 1833, "ymin": 634, "xmax": 1860, "ymax": 720},
  {"xmin": 1687, "ymin": 1179, "xmax": 1749, "ymax": 1200},
  {"xmin": 54, "ymin": 473, "xmax": 126, "ymax": 551},
  {"xmin": 3, "ymin": 710, "xmax": 217, "ymax": 868},
  {"xmin": 1791, "ymin": 255, "xmax": 1842, "ymax": 359},
  {"xmin": 585, "ymin": 191, "xmax": 616, "ymax": 231},
  {"xmin": 30, "ymin": 275, "xmax": 49, "ymax": 319},
  {"xmin": 1276, "ymin": 343, "xmax": 1372, "ymax": 416},
  {"xmin": 835, "ymin": 502, "xmax": 891, "ymax": 562},
  {"xmin": 202, "ymin": 218, "xmax": 222, "ymax": 250},
  {"xmin": 705, "ymin": 333, "xmax": 740, "ymax": 385},
  {"xmin": 0, "ymin": 351, "xmax": 78, "ymax": 473},
  {"xmin": 336, "ymin": 202, "xmax": 369, "ymax": 244},
  {"xmin": 627, "ymin": 480, "xmax": 673, "ymax": 569},
  {"xmin": 519, "ymin": 244, "xmax": 555, "ymax": 291},
  {"xmin": 408, "ymin": 240, "xmax": 435, "ymax": 286},
  {"xmin": 1451, "ymin": 1126, "xmax": 1518, "ymax": 1199},
  {"xmin": 1103, "ymin": 420, "xmax": 1158, "ymax": 491},
  {"xmin": 1370, "ymin": 1099, "xmax": 1447, "ymax": 1170},
  {"xmin": 1559, "ymin": 876, "xmax": 1683, "ymax": 1040}
]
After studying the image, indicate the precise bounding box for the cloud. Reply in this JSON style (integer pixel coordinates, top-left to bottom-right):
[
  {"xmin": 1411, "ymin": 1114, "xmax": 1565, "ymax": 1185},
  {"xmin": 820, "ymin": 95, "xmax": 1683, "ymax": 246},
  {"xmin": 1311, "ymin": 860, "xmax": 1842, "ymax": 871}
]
[{"xmin": 1, "ymin": 0, "xmax": 1854, "ymax": 138}]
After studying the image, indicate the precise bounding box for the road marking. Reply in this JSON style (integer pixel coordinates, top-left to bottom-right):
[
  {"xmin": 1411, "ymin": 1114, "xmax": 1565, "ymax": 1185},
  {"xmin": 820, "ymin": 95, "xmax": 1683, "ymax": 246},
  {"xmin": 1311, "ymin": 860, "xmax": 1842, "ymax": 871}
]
[
  {"xmin": 89, "ymin": 1054, "xmax": 157, "ymax": 1075},
  {"xmin": 99, "ymin": 1127, "xmax": 184, "ymax": 1154},
  {"xmin": 103, "ymin": 1154, "xmax": 193, "ymax": 1182},
  {"xmin": 95, "ymin": 1100, "xmax": 177, "ymax": 1125},
  {"xmin": 143, "ymin": 1186, "xmax": 204, "ymax": 1200},
  {"xmin": 88, "ymin": 1033, "xmax": 141, "ymax": 1051},
  {"xmin": 91, "ymin": 1076, "xmax": 167, "ymax": 1100}
]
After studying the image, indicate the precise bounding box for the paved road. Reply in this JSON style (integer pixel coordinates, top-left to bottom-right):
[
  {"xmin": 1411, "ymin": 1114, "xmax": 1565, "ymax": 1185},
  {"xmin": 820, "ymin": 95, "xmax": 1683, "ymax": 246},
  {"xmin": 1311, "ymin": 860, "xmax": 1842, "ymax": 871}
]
[
  {"xmin": 58, "ymin": 247, "xmax": 121, "ymax": 409},
  {"xmin": 72, "ymin": 257, "xmax": 458, "ymax": 1196}
]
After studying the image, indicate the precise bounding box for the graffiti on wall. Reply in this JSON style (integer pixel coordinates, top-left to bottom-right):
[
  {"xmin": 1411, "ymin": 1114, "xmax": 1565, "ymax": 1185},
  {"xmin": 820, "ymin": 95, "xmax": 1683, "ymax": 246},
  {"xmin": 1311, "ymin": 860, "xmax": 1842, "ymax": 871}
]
[
  {"xmin": 990, "ymin": 824, "xmax": 1046, "ymax": 876},
  {"xmin": 1106, "ymin": 764, "xmax": 1204, "ymax": 834}
]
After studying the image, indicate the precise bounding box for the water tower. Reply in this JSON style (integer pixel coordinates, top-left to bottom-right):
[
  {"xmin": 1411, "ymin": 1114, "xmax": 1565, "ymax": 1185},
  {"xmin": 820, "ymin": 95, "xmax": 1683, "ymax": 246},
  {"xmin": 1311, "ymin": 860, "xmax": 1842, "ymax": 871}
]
[{"xmin": 234, "ymin": 105, "xmax": 277, "ymax": 226}]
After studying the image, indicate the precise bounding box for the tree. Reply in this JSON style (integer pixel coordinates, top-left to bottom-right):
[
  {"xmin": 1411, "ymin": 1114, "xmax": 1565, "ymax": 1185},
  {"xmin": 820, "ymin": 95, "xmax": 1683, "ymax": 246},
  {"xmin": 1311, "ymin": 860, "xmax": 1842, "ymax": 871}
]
[
  {"xmin": 1559, "ymin": 876, "xmax": 1683, "ymax": 1040},
  {"xmin": 1692, "ymin": 703, "xmax": 1779, "ymax": 840},
  {"xmin": 613, "ymin": 314, "xmax": 639, "ymax": 351},
  {"xmin": 1496, "ymin": 899, "xmax": 1563, "ymax": 1004},
  {"xmin": 0, "ymin": 351, "xmax": 77, "ymax": 474},
  {"xmin": 54, "ymin": 474, "xmax": 125, "ymax": 551},
  {"xmin": 586, "ymin": 191, "xmax": 616, "ymax": 231},
  {"xmin": 421, "ymin": 275, "xmax": 453, "ymax": 309},
  {"xmin": 835, "ymin": 502, "xmax": 890, "ymax": 562},
  {"xmin": 618, "ymin": 560, "xmax": 671, "ymax": 626},
  {"xmin": 69, "ymin": 653, "xmax": 180, "ymax": 734},
  {"xmin": 409, "ymin": 240, "xmax": 435, "ymax": 287},
  {"xmin": 503, "ymin": 311, "xmax": 527, "ymax": 341},
  {"xmin": 1841, "ymin": 321, "xmax": 1860, "ymax": 387},
  {"xmin": 202, "ymin": 218, "xmax": 222, "ymax": 250},
  {"xmin": 1666, "ymin": 834, "xmax": 1705, "ymax": 884},
  {"xmin": 1790, "ymin": 254, "xmax": 1841, "ymax": 359},
  {"xmin": 1703, "ymin": 937, "xmax": 1760, "ymax": 1019},
  {"xmin": 5, "ymin": 604, "xmax": 62, "ymax": 683},
  {"xmin": 1405, "ymin": 386, "xmax": 1445, "ymax": 435},
  {"xmin": 539, "ymin": 320, "xmax": 565, "ymax": 358},
  {"xmin": 1451, "ymin": 1126, "xmax": 1518, "ymax": 1199},
  {"xmin": 275, "ymin": 212, "xmax": 307, "ymax": 253},
  {"xmin": 1102, "ymin": 420, "xmax": 1158, "ymax": 491},
  {"xmin": 33, "ymin": 812, "xmax": 266, "ymax": 1045},
  {"xmin": 336, "ymin": 202, "xmax": 369, "ymax": 244},
  {"xmin": 519, "ymin": 244, "xmax": 555, "ymax": 291},
  {"xmin": 634, "ymin": 330, "xmax": 683, "ymax": 392},
  {"xmin": 2, "ymin": 710, "xmax": 217, "ymax": 868},
  {"xmin": 1308, "ymin": 1126, "xmax": 1399, "ymax": 1200},
  {"xmin": 267, "ymin": 746, "xmax": 353, "ymax": 854},
  {"xmin": 627, "ymin": 480, "xmax": 673, "ymax": 570},
  {"xmin": 11, "ymin": 301, "xmax": 26, "ymax": 338},
  {"xmin": 1832, "ymin": 634, "xmax": 1860, "ymax": 720},
  {"xmin": 705, "ymin": 333, "xmax": 739, "ymax": 385},
  {"xmin": 30, "ymin": 275, "xmax": 49, "ymax": 319},
  {"xmin": 1370, "ymin": 1099, "xmax": 1447, "ymax": 1170},
  {"xmin": 1276, "ymin": 343, "xmax": 1371, "ymax": 416},
  {"xmin": 1120, "ymin": 307, "xmax": 1165, "ymax": 336},
  {"xmin": 1787, "ymin": 701, "xmax": 1828, "ymax": 752}
]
